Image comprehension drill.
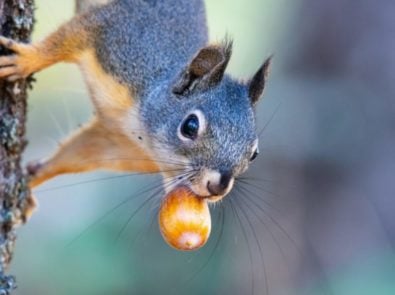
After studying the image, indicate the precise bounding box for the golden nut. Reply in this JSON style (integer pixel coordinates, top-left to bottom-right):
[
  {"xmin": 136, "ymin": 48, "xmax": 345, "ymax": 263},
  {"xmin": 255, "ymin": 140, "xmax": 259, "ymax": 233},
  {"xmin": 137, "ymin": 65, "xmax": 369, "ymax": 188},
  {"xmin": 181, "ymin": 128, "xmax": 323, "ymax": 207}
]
[{"xmin": 159, "ymin": 186, "xmax": 211, "ymax": 251}]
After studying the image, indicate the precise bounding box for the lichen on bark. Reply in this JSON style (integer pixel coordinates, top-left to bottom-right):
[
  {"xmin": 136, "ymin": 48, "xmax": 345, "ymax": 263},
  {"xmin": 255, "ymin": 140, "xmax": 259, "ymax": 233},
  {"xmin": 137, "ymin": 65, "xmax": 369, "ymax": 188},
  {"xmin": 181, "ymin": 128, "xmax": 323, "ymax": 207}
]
[{"xmin": 0, "ymin": 0, "xmax": 34, "ymax": 294}]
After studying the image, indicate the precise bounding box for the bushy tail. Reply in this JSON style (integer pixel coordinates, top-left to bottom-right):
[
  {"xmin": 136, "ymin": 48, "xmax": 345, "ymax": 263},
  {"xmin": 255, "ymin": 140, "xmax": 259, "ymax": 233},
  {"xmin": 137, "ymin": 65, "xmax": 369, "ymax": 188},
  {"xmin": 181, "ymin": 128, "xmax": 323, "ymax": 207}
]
[{"xmin": 75, "ymin": 0, "xmax": 112, "ymax": 14}]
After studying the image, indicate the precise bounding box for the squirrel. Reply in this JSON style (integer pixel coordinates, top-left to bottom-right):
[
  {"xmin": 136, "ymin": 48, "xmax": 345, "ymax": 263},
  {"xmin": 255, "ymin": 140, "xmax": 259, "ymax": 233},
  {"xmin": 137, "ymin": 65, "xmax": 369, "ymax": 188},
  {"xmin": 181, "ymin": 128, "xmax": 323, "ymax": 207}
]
[{"xmin": 0, "ymin": 0, "xmax": 271, "ymax": 216}]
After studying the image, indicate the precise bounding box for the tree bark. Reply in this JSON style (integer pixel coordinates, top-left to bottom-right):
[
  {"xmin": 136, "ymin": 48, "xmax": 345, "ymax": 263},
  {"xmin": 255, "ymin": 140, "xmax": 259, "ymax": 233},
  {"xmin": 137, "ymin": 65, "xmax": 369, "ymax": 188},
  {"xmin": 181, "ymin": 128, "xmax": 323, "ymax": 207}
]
[{"xmin": 0, "ymin": 0, "xmax": 34, "ymax": 294}]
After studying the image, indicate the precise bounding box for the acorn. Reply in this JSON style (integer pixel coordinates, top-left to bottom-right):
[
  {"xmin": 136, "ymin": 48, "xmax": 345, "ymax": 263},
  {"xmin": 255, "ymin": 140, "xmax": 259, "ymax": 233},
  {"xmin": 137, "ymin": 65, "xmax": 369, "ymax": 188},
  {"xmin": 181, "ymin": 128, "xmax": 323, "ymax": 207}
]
[{"xmin": 159, "ymin": 186, "xmax": 211, "ymax": 251}]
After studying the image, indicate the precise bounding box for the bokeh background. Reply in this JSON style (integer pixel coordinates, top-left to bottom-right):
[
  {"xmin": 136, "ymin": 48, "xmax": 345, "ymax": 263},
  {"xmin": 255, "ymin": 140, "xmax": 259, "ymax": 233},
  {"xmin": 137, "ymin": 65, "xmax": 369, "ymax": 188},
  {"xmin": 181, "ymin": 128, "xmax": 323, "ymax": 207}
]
[{"xmin": 9, "ymin": 0, "xmax": 395, "ymax": 294}]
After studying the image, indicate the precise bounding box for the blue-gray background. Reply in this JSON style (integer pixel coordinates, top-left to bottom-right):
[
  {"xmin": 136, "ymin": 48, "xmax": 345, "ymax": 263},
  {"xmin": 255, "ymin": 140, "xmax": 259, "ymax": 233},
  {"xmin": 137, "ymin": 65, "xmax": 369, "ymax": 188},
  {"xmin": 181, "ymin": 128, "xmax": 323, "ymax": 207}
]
[{"xmin": 11, "ymin": 0, "xmax": 395, "ymax": 294}]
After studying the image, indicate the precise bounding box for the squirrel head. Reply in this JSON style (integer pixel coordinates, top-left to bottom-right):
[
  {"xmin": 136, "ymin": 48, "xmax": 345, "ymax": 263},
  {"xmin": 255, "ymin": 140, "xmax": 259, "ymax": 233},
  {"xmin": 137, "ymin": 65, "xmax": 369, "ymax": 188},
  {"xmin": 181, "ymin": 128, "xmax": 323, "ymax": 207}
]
[{"xmin": 140, "ymin": 41, "xmax": 271, "ymax": 202}]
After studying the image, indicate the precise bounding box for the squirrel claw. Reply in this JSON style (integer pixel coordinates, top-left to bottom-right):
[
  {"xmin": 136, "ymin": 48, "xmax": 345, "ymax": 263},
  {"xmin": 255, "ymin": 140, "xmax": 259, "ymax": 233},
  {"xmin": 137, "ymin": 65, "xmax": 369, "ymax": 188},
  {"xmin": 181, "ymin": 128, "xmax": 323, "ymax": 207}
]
[
  {"xmin": 21, "ymin": 194, "xmax": 37, "ymax": 223},
  {"xmin": 0, "ymin": 64, "xmax": 19, "ymax": 79},
  {"xmin": 0, "ymin": 55, "xmax": 21, "ymax": 81},
  {"xmin": 0, "ymin": 36, "xmax": 38, "ymax": 79},
  {"xmin": 0, "ymin": 36, "xmax": 21, "ymax": 52},
  {"xmin": 0, "ymin": 55, "xmax": 17, "ymax": 66}
]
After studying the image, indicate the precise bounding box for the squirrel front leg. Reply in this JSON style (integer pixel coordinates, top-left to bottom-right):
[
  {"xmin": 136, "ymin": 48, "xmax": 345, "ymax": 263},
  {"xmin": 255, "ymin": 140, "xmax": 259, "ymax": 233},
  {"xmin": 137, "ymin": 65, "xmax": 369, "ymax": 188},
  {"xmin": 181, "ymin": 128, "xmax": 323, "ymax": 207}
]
[
  {"xmin": 28, "ymin": 118, "xmax": 161, "ymax": 188},
  {"xmin": 0, "ymin": 15, "xmax": 95, "ymax": 220},
  {"xmin": 0, "ymin": 14, "xmax": 91, "ymax": 81}
]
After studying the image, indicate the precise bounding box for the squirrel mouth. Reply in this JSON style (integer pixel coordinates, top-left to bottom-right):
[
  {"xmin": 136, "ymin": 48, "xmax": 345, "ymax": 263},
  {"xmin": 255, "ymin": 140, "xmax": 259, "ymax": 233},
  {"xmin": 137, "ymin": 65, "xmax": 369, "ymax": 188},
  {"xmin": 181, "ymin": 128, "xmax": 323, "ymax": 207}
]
[
  {"xmin": 168, "ymin": 176, "xmax": 231, "ymax": 203},
  {"xmin": 197, "ymin": 194, "xmax": 225, "ymax": 203},
  {"xmin": 186, "ymin": 183, "xmax": 231, "ymax": 203}
]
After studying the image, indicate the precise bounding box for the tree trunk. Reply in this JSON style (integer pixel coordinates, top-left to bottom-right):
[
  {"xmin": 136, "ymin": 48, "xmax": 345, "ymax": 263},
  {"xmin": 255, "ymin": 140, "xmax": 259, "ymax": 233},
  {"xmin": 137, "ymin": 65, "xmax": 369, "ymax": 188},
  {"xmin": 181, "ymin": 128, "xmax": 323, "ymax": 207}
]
[{"xmin": 0, "ymin": 0, "xmax": 34, "ymax": 294}]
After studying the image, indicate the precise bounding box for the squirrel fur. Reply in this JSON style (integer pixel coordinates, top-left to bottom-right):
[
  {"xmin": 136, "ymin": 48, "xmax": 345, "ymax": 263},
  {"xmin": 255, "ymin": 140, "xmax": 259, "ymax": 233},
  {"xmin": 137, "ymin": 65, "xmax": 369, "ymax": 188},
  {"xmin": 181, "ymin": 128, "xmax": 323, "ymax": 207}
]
[{"xmin": 0, "ymin": 0, "xmax": 271, "ymax": 210}]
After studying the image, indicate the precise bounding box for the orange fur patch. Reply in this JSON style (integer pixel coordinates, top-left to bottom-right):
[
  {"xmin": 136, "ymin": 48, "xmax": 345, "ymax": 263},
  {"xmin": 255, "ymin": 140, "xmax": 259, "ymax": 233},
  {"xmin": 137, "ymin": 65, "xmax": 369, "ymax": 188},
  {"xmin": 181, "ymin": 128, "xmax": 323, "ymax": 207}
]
[{"xmin": 78, "ymin": 49, "xmax": 133, "ymax": 123}]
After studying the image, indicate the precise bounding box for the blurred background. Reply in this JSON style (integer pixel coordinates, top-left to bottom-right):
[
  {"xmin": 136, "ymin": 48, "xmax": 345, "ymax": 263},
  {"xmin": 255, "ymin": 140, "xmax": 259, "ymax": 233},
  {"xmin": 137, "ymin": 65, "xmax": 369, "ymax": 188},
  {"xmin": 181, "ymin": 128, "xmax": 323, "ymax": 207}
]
[{"xmin": 9, "ymin": 0, "xmax": 395, "ymax": 294}]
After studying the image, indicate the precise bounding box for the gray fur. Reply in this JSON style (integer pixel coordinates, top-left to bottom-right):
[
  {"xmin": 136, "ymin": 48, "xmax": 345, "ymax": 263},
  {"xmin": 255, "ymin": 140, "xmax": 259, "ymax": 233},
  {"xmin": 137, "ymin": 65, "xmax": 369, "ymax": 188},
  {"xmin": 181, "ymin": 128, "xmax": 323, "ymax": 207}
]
[
  {"xmin": 140, "ymin": 75, "xmax": 257, "ymax": 177},
  {"xmin": 91, "ymin": 0, "xmax": 207, "ymax": 94},
  {"xmin": 85, "ymin": 0, "xmax": 268, "ymax": 188}
]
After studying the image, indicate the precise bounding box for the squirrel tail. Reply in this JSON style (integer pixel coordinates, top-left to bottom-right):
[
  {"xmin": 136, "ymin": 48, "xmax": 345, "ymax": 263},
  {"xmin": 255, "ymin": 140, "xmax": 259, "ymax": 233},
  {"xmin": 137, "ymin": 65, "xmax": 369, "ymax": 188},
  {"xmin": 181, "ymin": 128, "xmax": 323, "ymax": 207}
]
[{"xmin": 75, "ymin": 0, "xmax": 111, "ymax": 14}]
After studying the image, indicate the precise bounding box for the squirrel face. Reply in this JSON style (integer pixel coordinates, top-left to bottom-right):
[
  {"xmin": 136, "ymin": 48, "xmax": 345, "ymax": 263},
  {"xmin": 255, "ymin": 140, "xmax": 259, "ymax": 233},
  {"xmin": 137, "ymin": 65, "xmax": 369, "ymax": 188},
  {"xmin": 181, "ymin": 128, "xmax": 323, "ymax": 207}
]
[
  {"xmin": 175, "ymin": 82, "xmax": 258, "ymax": 199},
  {"xmin": 140, "ymin": 42, "xmax": 271, "ymax": 201}
]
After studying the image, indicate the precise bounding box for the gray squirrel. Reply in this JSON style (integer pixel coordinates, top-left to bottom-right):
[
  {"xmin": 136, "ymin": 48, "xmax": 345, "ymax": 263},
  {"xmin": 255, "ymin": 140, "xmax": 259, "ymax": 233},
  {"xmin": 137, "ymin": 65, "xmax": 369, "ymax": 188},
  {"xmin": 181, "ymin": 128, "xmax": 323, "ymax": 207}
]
[{"xmin": 0, "ymin": 0, "xmax": 271, "ymax": 212}]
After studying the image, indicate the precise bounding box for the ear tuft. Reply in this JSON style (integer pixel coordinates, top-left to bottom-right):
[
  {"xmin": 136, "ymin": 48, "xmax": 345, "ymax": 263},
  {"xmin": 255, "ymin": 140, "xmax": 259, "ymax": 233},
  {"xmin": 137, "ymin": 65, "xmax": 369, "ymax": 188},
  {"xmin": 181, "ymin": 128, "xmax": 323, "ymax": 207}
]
[
  {"xmin": 248, "ymin": 56, "xmax": 272, "ymax": 105},
  {"xmin": 173, "ymin": 40, "xmax": 233, "ymax": 96}
]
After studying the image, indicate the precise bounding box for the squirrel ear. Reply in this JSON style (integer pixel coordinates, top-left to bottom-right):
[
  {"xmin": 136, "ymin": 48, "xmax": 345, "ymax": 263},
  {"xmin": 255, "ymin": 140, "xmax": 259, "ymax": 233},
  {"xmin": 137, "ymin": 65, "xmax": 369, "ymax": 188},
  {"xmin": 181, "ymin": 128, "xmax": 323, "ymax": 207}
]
[
  {"xmin": 173, "ymin": 41, "xmax": 233, "ymax": 96},
  {"xmin": 248, "ymin": 56, "xmax": 272, "ymax": 105}
]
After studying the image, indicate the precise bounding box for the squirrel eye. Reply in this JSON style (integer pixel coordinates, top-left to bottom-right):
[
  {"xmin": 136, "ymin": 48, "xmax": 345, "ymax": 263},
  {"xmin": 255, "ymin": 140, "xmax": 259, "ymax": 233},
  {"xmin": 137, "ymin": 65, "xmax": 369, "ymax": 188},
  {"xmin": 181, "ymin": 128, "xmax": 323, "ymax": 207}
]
[
  {"xmin": 181, "ymin": 114, "xmax": 199, "ymax": 140},
  {"xmin": 250, "ymin": 148, "xmax": 259, "ymax": 161}
]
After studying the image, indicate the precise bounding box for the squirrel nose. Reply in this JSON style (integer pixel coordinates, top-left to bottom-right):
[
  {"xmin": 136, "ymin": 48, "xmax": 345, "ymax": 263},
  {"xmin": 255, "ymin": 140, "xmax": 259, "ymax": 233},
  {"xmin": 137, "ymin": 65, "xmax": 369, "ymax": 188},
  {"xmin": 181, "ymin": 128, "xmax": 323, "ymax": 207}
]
[{"xmin": 207, "ymin": 171, "xmax": 233, "ymax": 196}]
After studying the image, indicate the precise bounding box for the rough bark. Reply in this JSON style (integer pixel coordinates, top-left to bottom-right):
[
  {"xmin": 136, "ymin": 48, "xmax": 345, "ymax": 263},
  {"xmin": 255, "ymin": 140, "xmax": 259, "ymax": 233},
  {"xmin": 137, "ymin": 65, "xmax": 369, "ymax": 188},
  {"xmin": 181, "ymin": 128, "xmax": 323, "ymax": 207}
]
[{"xmin": 0, "ymin": 0, "xmax": 34, "ymax": 294}]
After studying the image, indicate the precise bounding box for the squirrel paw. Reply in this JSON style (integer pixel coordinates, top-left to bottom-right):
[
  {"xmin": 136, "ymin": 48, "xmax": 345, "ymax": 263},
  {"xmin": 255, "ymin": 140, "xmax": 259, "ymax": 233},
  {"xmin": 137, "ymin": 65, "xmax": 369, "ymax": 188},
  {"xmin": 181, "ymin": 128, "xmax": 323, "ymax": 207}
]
[
  {"xmin": 21, "ymin": 194, "xmax": 38, "ymax": 223},
  {"xmin": 26, "ymin": 159, "xmax": 44, "ymax": 178},
  {"xmin": 26, "ymin": 159, "xmax": 45, "ymax": 188},
  {"xmin": 0, "ymin": 36, "xmax": 39, "ymax": 81},
  {"xmin": 27, "ymin": 159, "xmax": 52, "ymax": 188}
]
